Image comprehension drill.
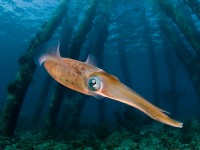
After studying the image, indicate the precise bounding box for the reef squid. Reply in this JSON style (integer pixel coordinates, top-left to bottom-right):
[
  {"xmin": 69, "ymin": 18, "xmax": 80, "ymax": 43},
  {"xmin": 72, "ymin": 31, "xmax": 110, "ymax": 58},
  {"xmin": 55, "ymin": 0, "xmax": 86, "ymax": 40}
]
[{"xmin": 34, "ymin": 41, "xmax": 183, "ymax": 128}]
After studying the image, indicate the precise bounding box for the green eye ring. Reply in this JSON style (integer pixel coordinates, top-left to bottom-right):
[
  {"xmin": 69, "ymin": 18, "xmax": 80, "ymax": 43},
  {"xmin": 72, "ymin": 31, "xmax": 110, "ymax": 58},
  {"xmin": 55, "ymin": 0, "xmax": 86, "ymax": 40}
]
[{"xmin": 87, "ymin": 76, "xmax": 101, "ymax": 91}]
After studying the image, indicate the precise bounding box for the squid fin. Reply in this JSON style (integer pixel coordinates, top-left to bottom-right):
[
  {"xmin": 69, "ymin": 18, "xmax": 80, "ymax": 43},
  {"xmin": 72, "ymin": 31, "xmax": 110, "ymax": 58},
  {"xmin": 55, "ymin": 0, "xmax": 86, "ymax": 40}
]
[
  {"xmin": 34, "ymin": 41, "xmax": 61, "ymax": 66},
  {"xmin": 85, "ymin": 54, "xmax": 98, "ymax": 67}
]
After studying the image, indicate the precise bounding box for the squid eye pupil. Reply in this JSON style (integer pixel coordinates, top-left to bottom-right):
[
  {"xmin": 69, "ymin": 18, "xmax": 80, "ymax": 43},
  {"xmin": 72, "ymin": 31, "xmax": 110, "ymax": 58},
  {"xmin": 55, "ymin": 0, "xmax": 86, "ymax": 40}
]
[
  {"xmin": 91, "ymin": 79, "xmax": 96, "ymax": 84},
  {"xmin": 88, "ymin": 76, "xmax": 101, "ymax": 91}
]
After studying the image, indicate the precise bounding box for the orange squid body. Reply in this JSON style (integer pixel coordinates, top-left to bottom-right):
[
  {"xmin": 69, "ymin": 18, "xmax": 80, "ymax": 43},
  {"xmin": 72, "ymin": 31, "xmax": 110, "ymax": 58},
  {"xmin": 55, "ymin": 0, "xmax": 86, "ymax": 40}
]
[
  {"xmin": 44, "ymin": 58, "xmax": 101, "ymax": 95},
  {"xmin": 34, "ymin": 41, "xmax": 183, "ymax": 128}
]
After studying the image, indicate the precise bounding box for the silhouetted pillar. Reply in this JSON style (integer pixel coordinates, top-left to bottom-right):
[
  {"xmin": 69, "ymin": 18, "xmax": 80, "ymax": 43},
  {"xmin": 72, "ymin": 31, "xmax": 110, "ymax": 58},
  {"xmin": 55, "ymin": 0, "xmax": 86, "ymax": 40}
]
[
  {"xmin": 95, "ymin": 17, "xmax": 109, "ymax": 125},
  {"xmin": 159, "ymin": 15, "xmax": 200, "ymax": 99},
  {"xmin": 91, "ymin": 0, "xmax": 113, "ymax": 125},
  {"xmin": 163, "ymin": 46, "xmax": 178, "ymax": 114},
  {"xmin": 147, "ymin": 46, "xmax": 160, "ymax": 105},
  {"xmin": 183, "ymin": 0, "xmax": 200, "ymax": 20},
  {"xmin": 0, "ymin": 0, "xmax": 68, "ymax": 137},
  {"xmin": 144, "ymin": 22, "xmax": 160, "ymax": 106},
  {"xmin": 45, "ymin": 84, "xmax": 66, "ymax": 129},
  {"xmin": 67, "ymin": 0, "xmax": 99, "ymax": 128},
  {"xmin": 67, "ymin": 0, "xmax": 98, "ymax": 59},
  {"xmin": 157, "ymin": 0, "xmax": 200, "ymax": 57},
  {"xmin": 117, "ymin": 40, "xmax": 136, "ymax": 127},
  {"xmin": 32, "ymin": 75, "xmax": 53, "ymax": 124},
  {"xmin": 45, "ymin": 0, "xmax": 98, "ymax": 130},
  {"xmin": 118, "ymin": 42, "xmax": 131, "ymax": 86}
]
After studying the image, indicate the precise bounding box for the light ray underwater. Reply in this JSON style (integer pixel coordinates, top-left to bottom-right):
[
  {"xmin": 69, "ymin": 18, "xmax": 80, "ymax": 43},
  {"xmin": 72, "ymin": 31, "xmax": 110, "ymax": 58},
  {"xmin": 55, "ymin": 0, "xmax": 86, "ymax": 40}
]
[{"xmin": 34, "ymin": 41, "xmax": 183, "ymax": 128}]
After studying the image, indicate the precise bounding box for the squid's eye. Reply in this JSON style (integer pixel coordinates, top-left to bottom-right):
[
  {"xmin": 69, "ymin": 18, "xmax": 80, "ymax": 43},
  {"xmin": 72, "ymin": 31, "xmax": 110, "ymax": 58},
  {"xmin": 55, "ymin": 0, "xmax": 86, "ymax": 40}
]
[{"xmin": 88, "ymin": 76, "xmax": 101, "ymax": 91}]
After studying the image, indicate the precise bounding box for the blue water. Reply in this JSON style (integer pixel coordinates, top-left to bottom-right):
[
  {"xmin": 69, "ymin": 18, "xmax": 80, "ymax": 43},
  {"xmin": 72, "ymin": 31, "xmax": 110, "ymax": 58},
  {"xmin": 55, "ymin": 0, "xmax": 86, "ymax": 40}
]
[{"xmin": 0, "ymin": 0, "xmax": 200, "ymax": 148}]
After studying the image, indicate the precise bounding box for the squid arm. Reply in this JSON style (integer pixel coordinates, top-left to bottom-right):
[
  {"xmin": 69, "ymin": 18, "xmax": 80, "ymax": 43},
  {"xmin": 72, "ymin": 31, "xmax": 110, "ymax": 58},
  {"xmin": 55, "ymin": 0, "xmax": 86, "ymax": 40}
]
[{"xmin": 86, "ymin": 71, "xmax": 183, "ymax": 128}]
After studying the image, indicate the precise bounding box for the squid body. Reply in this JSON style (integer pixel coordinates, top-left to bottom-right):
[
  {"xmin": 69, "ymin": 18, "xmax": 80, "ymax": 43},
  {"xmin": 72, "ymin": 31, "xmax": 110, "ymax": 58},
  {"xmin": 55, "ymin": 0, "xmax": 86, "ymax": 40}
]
[{"xmin": 34, "ymin": 41, "xmax": 183, "ymax": 128}]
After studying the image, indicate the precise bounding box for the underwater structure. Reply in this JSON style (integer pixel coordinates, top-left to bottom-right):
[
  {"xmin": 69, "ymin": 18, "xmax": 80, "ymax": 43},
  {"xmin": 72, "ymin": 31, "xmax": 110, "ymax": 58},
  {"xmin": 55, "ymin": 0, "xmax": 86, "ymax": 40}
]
[
  {"xmin": 0, "ymin": 0, "xmax": 68, "ymax": 137},
  {"xmin": 157, "ymin": 0, "xmax": 200, "ymax": 100},
  {"xmin": 0, "ymin": 0, "xmax": 200, "ymax": 149},
  {"xmin": 45, "ymin": 0, "xmax": 99, "ymax": 131}
]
